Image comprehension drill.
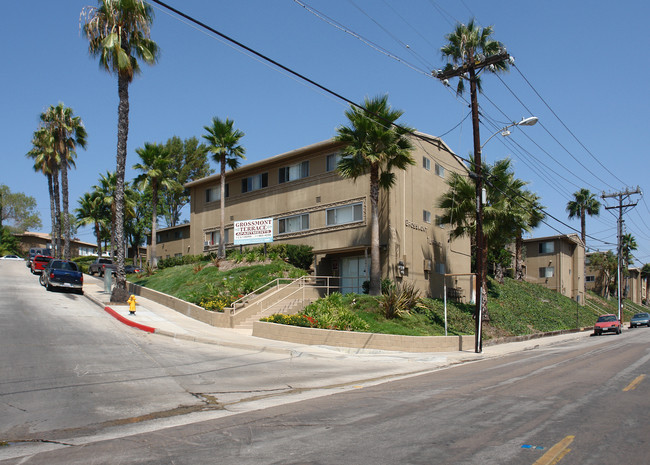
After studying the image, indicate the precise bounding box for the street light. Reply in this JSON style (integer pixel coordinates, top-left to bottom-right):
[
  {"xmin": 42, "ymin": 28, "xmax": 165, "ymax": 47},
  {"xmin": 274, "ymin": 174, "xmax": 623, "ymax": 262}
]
[
  {"xmin": 473, "ymin": 115, "xmax": 538, "ymax": 353},
  {"xmin": 481, "ymin": 117, "xmax": 539, "ymax": 149}
]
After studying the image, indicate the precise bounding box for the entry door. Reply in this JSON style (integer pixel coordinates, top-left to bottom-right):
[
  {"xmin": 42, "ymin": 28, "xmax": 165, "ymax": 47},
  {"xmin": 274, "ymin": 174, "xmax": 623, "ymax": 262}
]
[{"xmin": 340, "ymin": 256, "xmax": 368, "ymax": 294}]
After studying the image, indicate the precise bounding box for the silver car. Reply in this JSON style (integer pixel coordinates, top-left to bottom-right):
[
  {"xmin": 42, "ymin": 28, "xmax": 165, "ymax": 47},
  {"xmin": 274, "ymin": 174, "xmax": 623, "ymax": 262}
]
[{"xmin": 630, "ymin": 312, "xmax": 650, "ymax": 328}]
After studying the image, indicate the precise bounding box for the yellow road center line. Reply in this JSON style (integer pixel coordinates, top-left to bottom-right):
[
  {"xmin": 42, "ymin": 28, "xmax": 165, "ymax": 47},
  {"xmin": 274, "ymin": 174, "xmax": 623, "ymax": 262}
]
[
  {"xmin": 623, "ymin": 374, "xmax": 645, "ymax": 392},
  {"xmin": 532, "ymin": 435, "xmax": 574, "ymax": 465}
]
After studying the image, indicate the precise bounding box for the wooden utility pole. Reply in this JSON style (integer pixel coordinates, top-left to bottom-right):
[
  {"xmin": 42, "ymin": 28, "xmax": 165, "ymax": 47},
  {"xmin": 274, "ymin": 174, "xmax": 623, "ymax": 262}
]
[
  {"xmin": 602, "ymin": 187, "xmax": 641, "ymax": 322},
  {"xmin": 435, "ymin": 50, "xmax": 510, "ymax": 353}
]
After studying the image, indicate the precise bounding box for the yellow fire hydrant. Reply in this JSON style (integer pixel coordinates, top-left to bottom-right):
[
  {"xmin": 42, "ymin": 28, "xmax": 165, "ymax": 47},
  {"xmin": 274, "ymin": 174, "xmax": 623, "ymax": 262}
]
[{"xmin": 128, "ymin": 294, "xmax": 137, "ymax": 315}]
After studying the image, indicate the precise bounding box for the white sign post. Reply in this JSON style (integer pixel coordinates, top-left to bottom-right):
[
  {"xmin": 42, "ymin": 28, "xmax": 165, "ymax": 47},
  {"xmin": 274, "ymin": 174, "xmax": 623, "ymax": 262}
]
[{"xmin": 233, "ymin": 218, "xmax": 274, "ymax": 246}]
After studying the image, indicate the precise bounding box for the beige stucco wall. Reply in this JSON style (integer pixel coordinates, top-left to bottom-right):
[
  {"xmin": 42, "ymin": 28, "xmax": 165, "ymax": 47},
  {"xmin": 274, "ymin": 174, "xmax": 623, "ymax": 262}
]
[{"xmin": 148, "ymin": 224, "xmax": 191, "ymax": 261}]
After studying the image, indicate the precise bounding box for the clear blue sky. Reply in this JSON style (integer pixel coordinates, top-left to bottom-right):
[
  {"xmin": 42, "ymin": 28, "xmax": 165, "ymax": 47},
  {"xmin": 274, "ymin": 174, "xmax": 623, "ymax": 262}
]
[{"xmin": 3, "ymin": 1, "xmax": 650, "ymax": 265}]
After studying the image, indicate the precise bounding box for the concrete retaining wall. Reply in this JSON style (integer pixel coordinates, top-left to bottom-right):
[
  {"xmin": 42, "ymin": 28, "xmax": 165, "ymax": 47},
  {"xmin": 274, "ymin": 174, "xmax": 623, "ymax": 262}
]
[
  {"xmin": 252, "ymin": 321, "xmax": 475, "ymax": 352},
  {"xmin": 126, "ymin": 282, "xmax": 230, "ymax": 327}
]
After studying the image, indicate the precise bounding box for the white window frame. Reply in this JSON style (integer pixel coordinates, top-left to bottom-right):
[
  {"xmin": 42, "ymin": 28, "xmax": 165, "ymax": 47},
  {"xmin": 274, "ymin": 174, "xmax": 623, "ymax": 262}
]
[
  {"xmin": 326, "ymin": 153, "xmax": 342, "ymax": 172},
  {"xmin": 279, "ymin": 161, "xmax": 309, "ymax": 183},
  {"xmin": 423, "ymin": 210, "xmax": 431, "ymax": 223},
  {"xmin": 435, "ymin": 163, "xmax": 445, "ymax": 178},
  {"xmin": 206, "ymin": 229, "xmax": 229, "ymax": 246},
  {"xmin": 326, "ymin": 202, "xmax": 363, "ymax": 226},
  {"xmin": 241, "ymin": 173, "xmax": 268, "ymax": 193},
  {"xmin": 539, "ymin": 266, "xmax": 555, "ymax": 278},
  {"xmin": 539, "ymin": 241, "xmax": 554, "ymax": 254},
  {"xmin": 423, "ymin": 157, "xmax": 431, "ymax": 170},
  {"xmin": 278, "ymin": 214, "xmax": 310, "ymax": 234}
]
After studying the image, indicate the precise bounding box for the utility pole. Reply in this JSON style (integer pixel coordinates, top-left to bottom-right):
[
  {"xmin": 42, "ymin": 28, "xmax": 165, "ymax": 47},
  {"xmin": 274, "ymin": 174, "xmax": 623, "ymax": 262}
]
[
  {"xmin": 435, "ymin": 50, "xmax": 510, "ymax": 353},
  {"xmin": 602, "ymin": 187, "xmax": 641, "ymax": 322}
]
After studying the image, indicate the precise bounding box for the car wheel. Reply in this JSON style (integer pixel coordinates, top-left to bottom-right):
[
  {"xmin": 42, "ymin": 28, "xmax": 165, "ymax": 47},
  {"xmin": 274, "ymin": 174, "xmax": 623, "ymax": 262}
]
[
  {"xmin": 39, "ymin": 274, "xmax": 45, "ymax": 286},
  {"xmin": 46, "ymin": 281, "xmax": 52, "ymax": 291}
]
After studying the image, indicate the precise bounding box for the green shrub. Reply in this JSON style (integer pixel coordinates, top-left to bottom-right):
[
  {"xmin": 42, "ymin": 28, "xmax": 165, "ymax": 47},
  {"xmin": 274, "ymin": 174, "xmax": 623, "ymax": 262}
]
[{"xmin": 379, "ymin": 281, "xmax": 423, "ymax": 319}]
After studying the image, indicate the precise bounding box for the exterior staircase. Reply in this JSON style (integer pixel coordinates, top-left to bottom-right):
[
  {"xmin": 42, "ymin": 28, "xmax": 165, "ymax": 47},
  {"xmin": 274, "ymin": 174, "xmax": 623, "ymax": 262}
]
[{"xmin": 225, "ymin": 276, "xmax": 339, "ymax": 330}]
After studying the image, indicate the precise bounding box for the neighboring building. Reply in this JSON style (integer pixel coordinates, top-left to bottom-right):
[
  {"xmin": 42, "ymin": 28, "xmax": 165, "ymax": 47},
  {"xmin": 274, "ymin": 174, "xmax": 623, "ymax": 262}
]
[
  {"xmin": 184, "ymin": 135, "xmax": 472, "ymax": 299},
  {"xmin": 147, "ymin": 224, "xmax": 191, "ymax": 260},
  {"xmin": 586, "ymin": 255, "xmax": 648, "ymax": 305},
  {"xmin": 522, "ymin": 234, "xmax": 585, "ymax": 303},
  {"xmin": 14, "ymin": 231, "xmax": 98, "ymax": 257},
  {"xmin": 625, "ymin": 267, "xmax": 643, "ymax": 305}
]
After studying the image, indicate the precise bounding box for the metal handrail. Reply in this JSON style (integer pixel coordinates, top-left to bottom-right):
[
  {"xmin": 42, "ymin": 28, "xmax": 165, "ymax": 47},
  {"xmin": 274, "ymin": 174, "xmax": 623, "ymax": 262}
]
[{"xmin": 226, "ymin": 275, "xmax": 340, "ymax": 316}]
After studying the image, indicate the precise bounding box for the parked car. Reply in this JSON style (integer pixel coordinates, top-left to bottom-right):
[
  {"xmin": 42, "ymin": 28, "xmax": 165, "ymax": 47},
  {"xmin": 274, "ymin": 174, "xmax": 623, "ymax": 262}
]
[
  {"xmin": 630, "ymin": 312, "xmax": 650, "ymax": 328},
  {"xmin": 594, "ymin": 314, "xmax": 622, "ymax": 336},
  {"xmin": 30, "ymin": 254, "xmax": 53, "ymax": 274},
  {"xmin": 125, "ymin": 264, "xmax": 142, "ymax": 274},
  {"xmin": 27, "ymin": 247, "xmax": 52, "ymax": 267},
  {"xmin": 88, "ymin": 258, "xmax": 116, "ymax": 277},
  {"xmin": 41, "ymin": 259, "xmax": 83, "ymax": 294},
  {"xmin": 1, "ymin": 255, "xmax": 24, "ymax": 261}
]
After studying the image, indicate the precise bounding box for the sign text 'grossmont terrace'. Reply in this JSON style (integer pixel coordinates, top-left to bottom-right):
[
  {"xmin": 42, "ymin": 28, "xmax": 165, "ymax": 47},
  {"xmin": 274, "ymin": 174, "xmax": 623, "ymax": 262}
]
[{"xmin": 233, "ymin": 218, "xmax": 274, "ymax": 245}]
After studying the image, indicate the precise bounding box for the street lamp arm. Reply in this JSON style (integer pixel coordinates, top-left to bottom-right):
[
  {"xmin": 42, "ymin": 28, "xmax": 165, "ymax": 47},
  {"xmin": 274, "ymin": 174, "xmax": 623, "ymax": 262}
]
[{"xmin": 480, "ymin": 116, "xmax": 538, "ymax": 149}]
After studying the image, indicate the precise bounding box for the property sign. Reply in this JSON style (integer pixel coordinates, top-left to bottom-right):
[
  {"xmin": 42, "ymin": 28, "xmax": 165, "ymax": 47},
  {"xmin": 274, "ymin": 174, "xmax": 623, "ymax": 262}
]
[{"xmin": 233, "ymin": 218, "xmax": 274, "ymax": 245}]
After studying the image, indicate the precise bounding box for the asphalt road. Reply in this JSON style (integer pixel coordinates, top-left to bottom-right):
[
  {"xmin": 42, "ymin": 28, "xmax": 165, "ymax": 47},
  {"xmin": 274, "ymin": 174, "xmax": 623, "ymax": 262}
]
[
  {"xmin": 2, "ymin": 260, "xmax": 648, "ymax": 464},
  {"xmin": 0, "ymin": 260, "xmax": 447, "ymax": 460}
]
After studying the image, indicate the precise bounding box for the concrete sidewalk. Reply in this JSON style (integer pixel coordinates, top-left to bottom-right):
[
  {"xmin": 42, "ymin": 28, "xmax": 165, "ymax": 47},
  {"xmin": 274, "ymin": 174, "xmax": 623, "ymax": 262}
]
[{"xmin": 82, "ymin": 277, "xmax": 593, "ymax": 363}]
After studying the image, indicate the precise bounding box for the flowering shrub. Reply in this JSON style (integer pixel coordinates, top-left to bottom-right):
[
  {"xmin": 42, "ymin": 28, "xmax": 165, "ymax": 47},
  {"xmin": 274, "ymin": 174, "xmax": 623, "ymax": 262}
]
[
  {"xmin": 199, "ymin": 294, "xmax": 239, "ymax": 312},
  {"xmin": 262, "ymin": 293, "xmax": 369, "ymax": 332}
]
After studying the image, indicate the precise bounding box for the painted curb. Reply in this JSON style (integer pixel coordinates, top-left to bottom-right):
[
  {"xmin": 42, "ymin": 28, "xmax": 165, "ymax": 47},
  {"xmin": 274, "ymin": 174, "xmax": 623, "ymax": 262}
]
[{"xmin": 103, "ymin": 306, "xmax": 156, "ymax": 333}]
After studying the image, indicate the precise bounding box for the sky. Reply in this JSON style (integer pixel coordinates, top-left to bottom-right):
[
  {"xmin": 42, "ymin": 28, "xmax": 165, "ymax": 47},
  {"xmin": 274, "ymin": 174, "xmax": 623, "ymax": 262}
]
[{"xmin": 3, "ymin": 0, "xmax": 650, "ymax": 265}]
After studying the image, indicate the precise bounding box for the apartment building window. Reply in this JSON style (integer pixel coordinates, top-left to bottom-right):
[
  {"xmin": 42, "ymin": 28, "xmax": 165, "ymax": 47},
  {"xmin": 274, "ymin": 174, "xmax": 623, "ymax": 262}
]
[
  {"xmin": 279, "ymin": 161, "xmax": 309, "ymax": 183},
  {"xmin": 205, "ymin": 184, "xmax": 228, "ymax": 202},
  {"xmin": 539, "ymin": 266, "xmax": 554, "ymax": 278},
  {"xmin": 326, "ymin": 202, "xmax": 363, "ymax": 226},
  {"xmin": 435, "ymin": 215, "xmax": 446, "ymax": 228},
  {"xmin": 423, "ymin": 210, "xmax": 431, "ymax": 223},
  {"xmin": 278, "ymin": 213, "xmax": 309, "ymax": 234},
  {"xmin": 326, "ymin": 153, "xmax": 342, "ymax": 172},
  {"xmin": 423, "ymin": 157, "xmax": 431, "ymax": 170},
  {"xmin": 205, "ymin": 229, "xmax": 229, "ymax": 246},
  {"xmin": 435, "ymin": 262, "xmax": 446, "ymax": 274},
  {"xmin": 539, "ymin": 241, "xmax": 554, "ymax": 254},
  {"xmin": 156, "ymin": 233, "xmax": 161, "ymax": 243},
  {"xmin": 435, "ymin": 163, "xmax": 445, "ymax": 178},
  {"xmin": 241, "ymin": 173, "xmax": 268, "ymax": 193},
  {"xmin": 174, "ymin": 230, "xmax": 184, "ymax": 239},
  {"xmin": 586, "ymin": 275, "xmax": 595, "ymax": 282}
]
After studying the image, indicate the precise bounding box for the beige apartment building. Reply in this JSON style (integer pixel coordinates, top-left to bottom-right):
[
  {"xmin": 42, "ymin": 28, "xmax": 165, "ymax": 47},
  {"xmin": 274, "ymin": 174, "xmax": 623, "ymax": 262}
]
[
  {"xmin": 585, "ymin": 258, "xmax": 647, "ymax": 305},
  {"xmin": 185, "ymin": 134, "xmax": 472, "ymax": 299},
  {"xmin": 522, "ymin": 234, "xmax": 585, "ymax": 303},
  {"xmin": 148, "ymin": 224, "xmax": 191, "ymax": 260}
]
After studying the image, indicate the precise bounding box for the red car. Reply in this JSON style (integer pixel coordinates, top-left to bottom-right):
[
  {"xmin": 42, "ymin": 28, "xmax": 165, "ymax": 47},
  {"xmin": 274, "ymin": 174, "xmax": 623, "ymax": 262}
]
[
  {"xmin": 31, "ymin": 254, "xmax": 53, "ymax": 274},
  {"xmin": 594, "ymin": 314, "xmax": 622, "ymax": 336}
]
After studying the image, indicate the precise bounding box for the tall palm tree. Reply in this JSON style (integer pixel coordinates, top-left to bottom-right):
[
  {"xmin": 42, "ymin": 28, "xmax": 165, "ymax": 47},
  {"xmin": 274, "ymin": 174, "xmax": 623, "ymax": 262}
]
[
  {"xmin": 440, "ymin": 19, "xmax": 509, "ymax": 344},
  {"xmin": 334, "ymin": 95, "xmax": 415, "ymax": 296},
  {"xmin": 82, "ymin": 0, "xmax": 159, "ymax": 301},
  {"xmin": 26, "ymin": 128, "xmax": 61, "ymax": 257},
  {"xmin": 202, "ymin": 117, "xmax": 246, "ymax": 258},
  {"xmin": 41, "ymin": 104, "xmax": 87, "ymax": 260},
  {"xmin": 566, "ymin": 188, "xmax": 600, "ymax": 247},
  {"xmin": 133, "ymin": 142, "xmax": 180, "ymax": 267}
]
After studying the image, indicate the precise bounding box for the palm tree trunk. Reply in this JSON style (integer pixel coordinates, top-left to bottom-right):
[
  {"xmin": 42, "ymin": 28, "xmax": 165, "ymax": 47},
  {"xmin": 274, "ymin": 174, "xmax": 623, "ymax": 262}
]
[
  {"xmin": 219, "ymin": 157, "xmax": 226, "ymax": 259},
  {"xmin": 369, "ymin": 165, "xmax": 381, "ymax": 296},
  {"xmin": 515, "ymin": 234, "xmax": 524, "ymax": 280},
  {"xmin": 95, "ymin": 220, "xmax": 101, "ymax": 260},
  {"xmin": 151, "ymin": 181, "xmax": 158, "ymax": 268},
  {"xmin": 61, "ymin": 159, "xmax": 71, "ymax": 260},
  {"xmin": 47, "ymin": 174, "xmax": 56, "ymax": 254},
  {"xmin": 111, "ymin": 73, "xmax": 130, "ymax": 302},
  {"xmin": 581, "ymin": 210, "xmax": 586, "ymax": 246},
  {"xmin": 52, "ymin": 169, "xmax": 62, "ymax": 259}
]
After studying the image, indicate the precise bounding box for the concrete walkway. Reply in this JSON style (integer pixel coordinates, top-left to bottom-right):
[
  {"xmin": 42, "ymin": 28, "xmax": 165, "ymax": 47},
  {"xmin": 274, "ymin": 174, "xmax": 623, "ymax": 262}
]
[{"xmin": 83, "ymin": 278, "xmax": 594, "ymax": 365}]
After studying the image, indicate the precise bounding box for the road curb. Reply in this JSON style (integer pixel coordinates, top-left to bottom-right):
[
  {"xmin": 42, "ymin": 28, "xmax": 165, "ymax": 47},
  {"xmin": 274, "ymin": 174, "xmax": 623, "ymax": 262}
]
[{"xmin": 103, "ymin": 306, "xmax": 155, "ymax": 333}]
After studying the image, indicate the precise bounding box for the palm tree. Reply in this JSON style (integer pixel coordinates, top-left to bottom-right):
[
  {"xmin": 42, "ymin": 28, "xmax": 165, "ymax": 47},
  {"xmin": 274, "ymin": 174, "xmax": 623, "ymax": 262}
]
[
  {"xmin": 75, "ymin": 190, "xmax": 106, "ymax": 259},
  {"xmin": 41, "ymin": 104, "xmax": 87, "ymax": 260},
  {"xmin": 202, "ymin": 117, "xmax": 246, "ymax": 258},
  {"xmin": 334, "ymin": 95, "xmax": 415, "ymax": 296},
  {"xmin": 133, "ymin": 142, "xmax": 180, "ymax": 267},
  {"xmin": 566, "ymin": 188, "xmax": 600, "ymax": 247},
  {"xmin": 82, "ymin": 0, "xmax": 159, "ymax": 301},
  {"xmin": 440, "ymin": 19, "xmax": 509, "ymax": 344},
  {"xmin": 26, "ymin": 128, "xmax": 61, "ymax": 258}
]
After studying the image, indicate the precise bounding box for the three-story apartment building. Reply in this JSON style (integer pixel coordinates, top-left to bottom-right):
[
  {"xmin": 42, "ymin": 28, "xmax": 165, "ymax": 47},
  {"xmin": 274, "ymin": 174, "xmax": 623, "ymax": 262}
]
[{"xmin": 185, "ymin": 134, "xmax": 472, "ymax": 299}]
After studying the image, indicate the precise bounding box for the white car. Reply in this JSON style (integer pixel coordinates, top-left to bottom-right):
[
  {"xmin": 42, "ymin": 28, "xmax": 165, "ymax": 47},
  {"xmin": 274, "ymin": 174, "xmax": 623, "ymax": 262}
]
[{"xmin": 1, "ymin": 255, "xmax": 24, "ymax": 261}]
